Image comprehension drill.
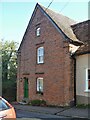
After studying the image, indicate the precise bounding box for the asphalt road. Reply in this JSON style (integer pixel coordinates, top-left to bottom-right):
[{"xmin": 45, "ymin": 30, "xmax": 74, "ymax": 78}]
[
  {"xmin": 16, "ymin": 109, "xmax": 67, "ymax": 119},
  {"xmin": 16, "ymin": 109, "xmax": 88, "ymax": 120}
]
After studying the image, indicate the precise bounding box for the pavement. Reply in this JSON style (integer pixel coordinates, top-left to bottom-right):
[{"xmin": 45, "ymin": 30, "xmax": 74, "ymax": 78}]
[{"xmin": 13, "ymin": 103, "xmax": 90, "ymax": 119}]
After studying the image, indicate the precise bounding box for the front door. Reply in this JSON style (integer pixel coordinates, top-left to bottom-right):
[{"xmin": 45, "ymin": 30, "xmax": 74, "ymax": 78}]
[{"xmin": 24, "ymin": 77, "xmax": 28, "ymax": 98}]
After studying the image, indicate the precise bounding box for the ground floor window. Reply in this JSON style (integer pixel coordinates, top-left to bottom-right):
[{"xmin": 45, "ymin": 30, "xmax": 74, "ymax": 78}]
[
  {"xmin": 36, "ymin": 78, "xmax": 43, "ymax": 94},
  {"xmin": 86, "ymin": 68, "xmax": 90, "ymax": 91}
]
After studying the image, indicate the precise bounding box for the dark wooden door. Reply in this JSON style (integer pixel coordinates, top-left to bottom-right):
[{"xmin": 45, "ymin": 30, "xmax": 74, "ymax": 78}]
[{"xmin": 24, "ymin": 77, "xmax": 28, "ymax": 98}]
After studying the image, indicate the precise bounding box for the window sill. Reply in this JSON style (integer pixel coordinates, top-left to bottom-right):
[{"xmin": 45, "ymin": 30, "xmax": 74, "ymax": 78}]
[
  {"xmin": 84, "ymin": 90, "xmax": 90, "ymax": 92},
  {"xmin": 37, "ymin": 63, "xmax": 44, "ymax": 65},
  {"xmin": 35, "ymin": 72, "xmax": 44, "ymax": 74},
  {"xmin": 36, "ymin": 92, "xmax": 43, "ymax": 95}
]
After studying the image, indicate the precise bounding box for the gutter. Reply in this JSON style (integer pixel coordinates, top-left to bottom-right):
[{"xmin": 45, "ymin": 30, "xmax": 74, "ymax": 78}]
[{"xmin": 75, "ymin": 51, "xmax": 90, "ymax": 56}]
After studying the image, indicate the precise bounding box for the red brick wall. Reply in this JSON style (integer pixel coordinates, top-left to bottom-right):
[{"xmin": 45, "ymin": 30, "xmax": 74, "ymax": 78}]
[{"xmin": 17, "ymin": 7, "xmax": 74, "ymax": 106}]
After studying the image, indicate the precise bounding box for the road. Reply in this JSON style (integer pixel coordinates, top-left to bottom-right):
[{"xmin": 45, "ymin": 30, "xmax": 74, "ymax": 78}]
[
  {"xmin": 16, "ymin": 109, "xmax": 69, "ymax": 119},
  {"xmin": 16, "ymin": 109, "xmax": 86, "ymax": 120}
]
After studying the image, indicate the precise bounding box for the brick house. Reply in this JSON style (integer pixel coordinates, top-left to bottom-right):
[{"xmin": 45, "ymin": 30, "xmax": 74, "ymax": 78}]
[{"xmin": 17, "ymin": 3, "xmax": 90, "ymax": 106}]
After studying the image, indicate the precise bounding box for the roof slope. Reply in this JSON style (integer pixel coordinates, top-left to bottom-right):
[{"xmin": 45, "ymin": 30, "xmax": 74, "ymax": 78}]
[
  {"xmin": 40, "ymin": 4, "xmax": 83, "ymax": 44},
  {"xmin": 71, "ymin": 20, "xmax": 90, "ymax": 55}
]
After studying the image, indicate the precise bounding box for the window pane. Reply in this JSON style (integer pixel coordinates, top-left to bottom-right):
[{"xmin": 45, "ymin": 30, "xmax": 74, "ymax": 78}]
[
  {"xmin": 37, "ymin": 78, "xmax": 43, "ymax": 93},
  {"xmin": 88, "ymin": 70, "xmax": 90, "ymax": 79},
  {"xmin": 38, "ymin": 49, "xmax": 41, "ymax": 55},
  {"xmin": 37, "ymin": 47, "xmax": 44, "ymax": 63},
  {"xmin": 37, "ymin": 28, "xmax": 40, "ymax": 36},
  {"xmin": 39, "ymin": 56, "xmax": 41, "ymax": 62},
  {"xmin": 38, "ymin": 47, "xmax": 44, "ymax": 56},
  {"xmin": 37, "ymin": 79, "xmax": 39, "ymax": 92},
  {"xmin": 88, "ymin": 80, "xmax": 90, "ymax": 90},
  {"xmin": 40, "ymin": 48, "xmax": 44, "ymax": 56},
  {"xmin": 40, "ymin": 79, "xmax": 43, "ymax": 92},
  {"xmin": 39, "ymin": 56, "xmax": 43, "ymax": 63}
]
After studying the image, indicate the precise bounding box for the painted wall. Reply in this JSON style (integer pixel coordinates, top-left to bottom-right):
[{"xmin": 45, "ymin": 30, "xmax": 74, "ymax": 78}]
[{"xmin": 76, "ymin": 54, "xmax": 90, "ymax": 104}]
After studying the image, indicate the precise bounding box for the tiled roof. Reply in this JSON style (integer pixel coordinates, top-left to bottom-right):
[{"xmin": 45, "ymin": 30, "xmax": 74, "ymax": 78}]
[
  {"xmin": 40, "ymin": 4, "xmax": 83, "ymax": 45},
  {"xmin": 75, "ymin": 42, "xmax": 90, "ymax": 55},
  {"xmin": 71, "ymin": 20, "xmax": 90, "ymax": 55}
]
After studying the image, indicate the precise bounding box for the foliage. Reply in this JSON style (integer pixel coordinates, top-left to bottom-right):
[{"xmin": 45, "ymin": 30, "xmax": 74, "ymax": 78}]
[
  {"xmin": 30, "ymin": 99, "xmax": 46, "ymax": 106},
  {"xmin": 1, "ymin": 40, "xmax": 18, "ymax": 101},
  {"xmin": 1, "ymin": 41, "xmax": 18, "ymax": 81},
  {"xmin": 76, "ymin": 104, "xmax": 90, "ymax": 108}
]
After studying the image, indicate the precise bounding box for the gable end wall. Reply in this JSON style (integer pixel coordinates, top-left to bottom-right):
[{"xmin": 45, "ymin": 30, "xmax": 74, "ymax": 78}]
[{"xmin": 17, "ymin": 6, "xmax": 74, "ymax": 106}]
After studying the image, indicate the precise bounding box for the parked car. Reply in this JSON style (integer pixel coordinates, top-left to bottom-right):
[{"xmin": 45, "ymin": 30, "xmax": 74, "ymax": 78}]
[{"xmin": 0, "ymin": 96, "xmax": 16, "ymax": 119}]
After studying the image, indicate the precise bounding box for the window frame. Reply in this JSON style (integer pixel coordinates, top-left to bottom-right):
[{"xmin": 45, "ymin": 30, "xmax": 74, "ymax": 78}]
[
  {"xmin": 36, "ymin": 77, "xmax": 43, "ymax": 94},
  {"xmin": 37, "ymin": 47, "xmax": 44, "ymax": 64},
  {"xmin": 85, "ymin": 68, "xmax": 90, "ymax": 91}
]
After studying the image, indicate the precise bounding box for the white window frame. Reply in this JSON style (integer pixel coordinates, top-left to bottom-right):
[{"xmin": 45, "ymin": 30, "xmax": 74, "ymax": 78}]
[
  {"xmin": 36, "ymin": 78, "xmax": 43, "ymax": 93},
  {"xmin": 36, "ymin": 27, "xmax": 40, "ymax": 36},
  {"xmin": 37, "ymin": 47, "xmax": 44, "ymax": 64},
  {"xmin": 85, "ymin": 68, "xmax": 90, "ymax": 91}
]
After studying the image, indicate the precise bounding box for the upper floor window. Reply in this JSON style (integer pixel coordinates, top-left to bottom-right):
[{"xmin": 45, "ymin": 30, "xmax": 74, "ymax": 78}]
[
  {"xmin": 86, "ymin": 68, "xmax": 90, "ymax": 91},
  {"xmin": 37, "ymin": 47, "xmax": 44, "ymax": 64},
  {"xmin": 36, "ymin": 27, "xmax": 40, "ymax": 36}
]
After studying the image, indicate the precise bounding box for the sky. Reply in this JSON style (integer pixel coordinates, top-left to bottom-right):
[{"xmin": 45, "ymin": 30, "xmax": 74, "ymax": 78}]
[{"xmin": 0, "ymin": 0, "xmax": 90, "ymax": 47}]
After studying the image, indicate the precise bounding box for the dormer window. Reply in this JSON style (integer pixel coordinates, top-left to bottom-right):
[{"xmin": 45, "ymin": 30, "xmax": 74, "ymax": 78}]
[{"xmin": 36, "ymin": 27, "xmax": 40, "ymax": 36}]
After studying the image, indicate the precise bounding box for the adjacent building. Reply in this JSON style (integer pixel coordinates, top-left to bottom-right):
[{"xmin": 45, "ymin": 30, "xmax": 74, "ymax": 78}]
[{"xmin": 72, "ymin": 21, "xmax": 90, "ymax": 104}]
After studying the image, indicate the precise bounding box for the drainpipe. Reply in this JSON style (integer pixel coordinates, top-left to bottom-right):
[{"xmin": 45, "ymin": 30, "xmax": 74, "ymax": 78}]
[{"xmin": 73, "ymin": 55, "xmax": 76, "ymax": 106}]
